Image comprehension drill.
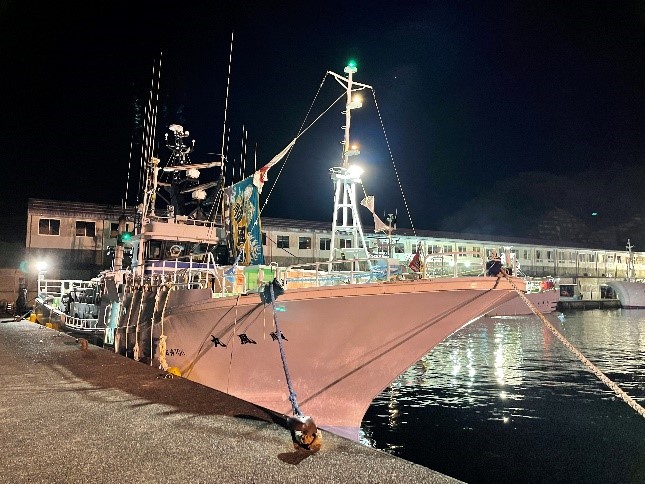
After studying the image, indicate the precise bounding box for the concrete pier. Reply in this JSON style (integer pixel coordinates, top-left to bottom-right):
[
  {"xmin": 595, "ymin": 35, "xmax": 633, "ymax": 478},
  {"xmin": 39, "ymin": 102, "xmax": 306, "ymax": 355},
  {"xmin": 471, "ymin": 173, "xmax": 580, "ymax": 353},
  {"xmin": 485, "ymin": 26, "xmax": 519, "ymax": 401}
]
[{"xmin": 0, "ymin": 318, "xmax": 459, "ymax": 483}]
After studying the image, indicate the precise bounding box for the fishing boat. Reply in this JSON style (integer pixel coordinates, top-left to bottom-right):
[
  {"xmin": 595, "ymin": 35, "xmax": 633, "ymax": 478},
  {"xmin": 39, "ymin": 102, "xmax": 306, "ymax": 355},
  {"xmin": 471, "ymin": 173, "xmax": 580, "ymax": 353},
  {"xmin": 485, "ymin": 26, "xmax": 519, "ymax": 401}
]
[
  {"xmin": 606, "ymin": 239, "xmax": 645, "ymax": 308},
  {"xmin": 34, "ymin": 61, "xmax": 529, "ymax": 443}
]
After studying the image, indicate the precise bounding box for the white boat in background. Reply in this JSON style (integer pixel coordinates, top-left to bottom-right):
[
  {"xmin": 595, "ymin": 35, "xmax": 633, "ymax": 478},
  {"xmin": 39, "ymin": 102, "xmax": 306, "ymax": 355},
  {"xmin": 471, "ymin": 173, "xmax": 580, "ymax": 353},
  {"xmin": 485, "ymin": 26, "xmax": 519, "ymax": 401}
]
[
  {"xmin": 606, "ymin": 239, "xmax": 645, "ymax": 308},
  {"xmin": 34, "ymin": 279, "xmax": 105, "ymax": 340},
  {"xmin": 34, "ymin": 61, "xmax": 530, "ymax": 443}
]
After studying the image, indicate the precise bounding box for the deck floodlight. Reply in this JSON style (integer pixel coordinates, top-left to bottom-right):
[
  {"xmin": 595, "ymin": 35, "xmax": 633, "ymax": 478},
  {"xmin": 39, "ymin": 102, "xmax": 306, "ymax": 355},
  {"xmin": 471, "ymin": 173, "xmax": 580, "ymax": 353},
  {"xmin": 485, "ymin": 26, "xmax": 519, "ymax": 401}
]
[{"xmin": 348, "ymin": 165, "xmax": 364, "ymax": 178}]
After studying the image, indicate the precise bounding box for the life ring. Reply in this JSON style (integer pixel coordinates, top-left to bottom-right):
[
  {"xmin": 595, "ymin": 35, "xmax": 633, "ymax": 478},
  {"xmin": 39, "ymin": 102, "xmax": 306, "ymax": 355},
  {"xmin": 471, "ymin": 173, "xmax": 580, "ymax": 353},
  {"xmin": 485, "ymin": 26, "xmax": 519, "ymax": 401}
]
[{"xmin": 169, "ymin": 244, "xmax": 183, "ymax": 258}]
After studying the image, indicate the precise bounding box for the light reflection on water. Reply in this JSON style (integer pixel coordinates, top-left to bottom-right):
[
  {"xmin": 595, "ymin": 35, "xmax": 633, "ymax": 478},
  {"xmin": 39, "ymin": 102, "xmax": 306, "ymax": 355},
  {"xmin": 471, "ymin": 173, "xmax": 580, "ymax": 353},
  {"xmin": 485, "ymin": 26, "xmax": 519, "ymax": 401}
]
[{"xmin": 361, "ymin": 309, "xmax": 645, "ymax": 483}]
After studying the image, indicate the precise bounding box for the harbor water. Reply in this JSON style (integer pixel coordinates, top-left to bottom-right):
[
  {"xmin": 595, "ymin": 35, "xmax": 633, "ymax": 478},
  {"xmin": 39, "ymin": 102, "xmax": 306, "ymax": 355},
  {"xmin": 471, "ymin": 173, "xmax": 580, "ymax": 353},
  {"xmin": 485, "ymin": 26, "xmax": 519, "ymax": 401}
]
[{"xmin": 361, "ymin": 309, "xmax": 645, "ymax": 483}]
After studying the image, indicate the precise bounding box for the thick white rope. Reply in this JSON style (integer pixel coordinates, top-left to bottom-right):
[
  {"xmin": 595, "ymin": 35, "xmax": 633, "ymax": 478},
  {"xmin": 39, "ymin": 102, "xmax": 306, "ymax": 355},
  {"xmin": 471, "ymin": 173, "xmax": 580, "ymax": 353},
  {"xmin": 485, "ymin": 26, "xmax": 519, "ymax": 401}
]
[{"xmin": 504, "ymin": 271, "xmax": 645, "ymax": 418}]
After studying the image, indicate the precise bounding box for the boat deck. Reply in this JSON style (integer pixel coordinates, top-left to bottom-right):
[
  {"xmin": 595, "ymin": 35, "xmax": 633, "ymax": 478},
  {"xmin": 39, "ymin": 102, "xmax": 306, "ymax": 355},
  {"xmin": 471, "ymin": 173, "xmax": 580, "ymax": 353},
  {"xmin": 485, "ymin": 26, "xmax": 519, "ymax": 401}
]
[{"xmin": 0, "ymin": 317, "xmax": 459, "ymax": 483}]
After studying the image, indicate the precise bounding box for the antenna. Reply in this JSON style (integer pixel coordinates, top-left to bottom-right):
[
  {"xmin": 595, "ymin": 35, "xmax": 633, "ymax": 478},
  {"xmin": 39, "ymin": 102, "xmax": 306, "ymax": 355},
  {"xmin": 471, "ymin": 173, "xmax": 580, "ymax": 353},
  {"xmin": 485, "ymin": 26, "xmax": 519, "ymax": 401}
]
[{"xmin": 220, "ymin": 32, "xmax": 234, "ymax": 182}]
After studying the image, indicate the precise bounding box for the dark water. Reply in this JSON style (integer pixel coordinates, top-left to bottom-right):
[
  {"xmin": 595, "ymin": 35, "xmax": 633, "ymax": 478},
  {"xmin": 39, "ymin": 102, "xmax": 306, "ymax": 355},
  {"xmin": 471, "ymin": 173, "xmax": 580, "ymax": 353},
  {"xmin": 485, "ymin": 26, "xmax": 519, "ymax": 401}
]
[{"xmin": 361, "ymin": 309, "xmax": 645, "ymax": 483}]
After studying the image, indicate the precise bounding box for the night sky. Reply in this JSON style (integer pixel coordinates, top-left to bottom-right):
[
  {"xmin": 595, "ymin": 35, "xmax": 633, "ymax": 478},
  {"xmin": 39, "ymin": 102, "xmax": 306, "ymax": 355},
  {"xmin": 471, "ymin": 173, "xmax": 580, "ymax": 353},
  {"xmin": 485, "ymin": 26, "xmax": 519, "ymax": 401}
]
[{"xmin": 1, "ymin": 1, "xmax": 644, "ymax": 248}]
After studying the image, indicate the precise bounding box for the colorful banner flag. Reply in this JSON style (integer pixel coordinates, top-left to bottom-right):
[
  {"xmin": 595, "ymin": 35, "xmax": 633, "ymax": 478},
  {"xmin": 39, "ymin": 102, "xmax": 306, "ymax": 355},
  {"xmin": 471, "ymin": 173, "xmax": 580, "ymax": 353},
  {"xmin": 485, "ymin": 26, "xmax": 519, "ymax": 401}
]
[{"xmin": 224, "ymin": 176, "xmax": 264, "ymax": 265}]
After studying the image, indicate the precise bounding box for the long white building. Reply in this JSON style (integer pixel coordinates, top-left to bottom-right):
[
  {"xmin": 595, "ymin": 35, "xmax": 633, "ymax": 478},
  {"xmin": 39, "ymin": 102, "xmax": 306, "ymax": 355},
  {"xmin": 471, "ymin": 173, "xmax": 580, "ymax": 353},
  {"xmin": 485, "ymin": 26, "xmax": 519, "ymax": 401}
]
[{"xmin": 26, "ymin": 198, "xmax": 645, "ymax": 300}]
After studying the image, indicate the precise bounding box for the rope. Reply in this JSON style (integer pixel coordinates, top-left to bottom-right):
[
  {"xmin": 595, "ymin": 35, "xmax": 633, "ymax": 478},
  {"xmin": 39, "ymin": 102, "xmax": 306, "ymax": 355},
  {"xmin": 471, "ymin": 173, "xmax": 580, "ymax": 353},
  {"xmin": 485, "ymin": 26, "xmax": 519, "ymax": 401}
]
[
  {"xmin": 149, "ymin": 283, "xmax": 166, "ymax": 366},
  {"xmin": 157, "ymin": 283, "xmax": 173, "ymax": 371},
  {"xmin": 132, "ymin": 286, "xmax": 146, "ymax": 361},
  {"xmin": 269, "ymin": 282, "xmax": 303, "ymax": 417},
  {"xmin": 502, "ymin": 270, "xmax": 645, "ymax": 418},
  {"xmin": 226, "ymin": 295, "xmax": 240, "ymax": 393},
  {"xmin": 123, "ymin": 285, "xmax": 138, "ymax": 354}
]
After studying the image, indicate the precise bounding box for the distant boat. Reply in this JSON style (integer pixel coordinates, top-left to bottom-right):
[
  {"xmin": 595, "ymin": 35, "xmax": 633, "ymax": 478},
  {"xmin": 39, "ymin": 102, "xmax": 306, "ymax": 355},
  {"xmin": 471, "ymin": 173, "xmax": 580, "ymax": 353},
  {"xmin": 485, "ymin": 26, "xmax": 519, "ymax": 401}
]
[
  {"xmin": 606, "ymin": 239, "xmax": 645, "ymax": 308},
  {"xmin": 34, "ymin": 61, "xmax": 532, "ymax": 443}
]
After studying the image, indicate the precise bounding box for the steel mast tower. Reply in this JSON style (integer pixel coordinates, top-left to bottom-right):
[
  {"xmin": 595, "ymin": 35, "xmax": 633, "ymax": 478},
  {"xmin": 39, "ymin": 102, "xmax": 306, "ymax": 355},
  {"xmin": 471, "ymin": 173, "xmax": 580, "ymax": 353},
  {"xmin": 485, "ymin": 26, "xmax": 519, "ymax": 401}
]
[{"xmin": 328, "ymin": 62, "xmax": 372, "ymax": 261}]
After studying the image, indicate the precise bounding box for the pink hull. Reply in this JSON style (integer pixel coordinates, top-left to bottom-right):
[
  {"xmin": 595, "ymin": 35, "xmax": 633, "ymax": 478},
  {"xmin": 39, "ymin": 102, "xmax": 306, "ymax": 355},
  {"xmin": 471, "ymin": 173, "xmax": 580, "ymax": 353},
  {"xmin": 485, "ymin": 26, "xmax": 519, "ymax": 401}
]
[
  {"xmin": 485, "ymin": 289, "xmax": 559, "ymax": 316},
  {"xmin": 117, "ymin": 276, "xmax": 522, "ymax": 440}
]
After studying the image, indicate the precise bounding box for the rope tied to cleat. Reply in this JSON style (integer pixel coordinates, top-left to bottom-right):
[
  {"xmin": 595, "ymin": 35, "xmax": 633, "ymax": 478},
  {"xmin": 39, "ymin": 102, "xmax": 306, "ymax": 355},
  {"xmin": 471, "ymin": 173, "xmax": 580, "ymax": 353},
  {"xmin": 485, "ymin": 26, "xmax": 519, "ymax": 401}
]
[
  {"xmin": 267, "ymin": 279, "xmax": 321, "ymax": 449},
  {"xmin": 502, "ymin": 269, "xmax": 645, "ymax": 419}
]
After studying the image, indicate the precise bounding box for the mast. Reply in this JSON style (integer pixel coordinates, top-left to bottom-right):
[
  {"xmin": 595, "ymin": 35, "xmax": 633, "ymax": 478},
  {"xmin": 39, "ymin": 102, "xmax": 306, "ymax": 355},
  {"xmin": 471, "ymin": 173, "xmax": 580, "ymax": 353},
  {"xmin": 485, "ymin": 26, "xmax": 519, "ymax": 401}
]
[
  {"xmin": 328, "ymin": 62, "xmax": 371, "ymax": 261},
  {"xmin": 626, "ymin": 239, "xmax": 635, "ymax": 281}
]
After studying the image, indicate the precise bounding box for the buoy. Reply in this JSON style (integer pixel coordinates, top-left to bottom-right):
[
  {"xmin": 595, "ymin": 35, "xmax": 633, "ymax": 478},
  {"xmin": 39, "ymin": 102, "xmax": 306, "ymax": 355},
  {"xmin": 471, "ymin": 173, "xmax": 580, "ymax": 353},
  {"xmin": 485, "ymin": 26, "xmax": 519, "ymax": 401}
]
[{"xmin": 167, "ymin": 366, "xmax": 181, "ymax": 377}]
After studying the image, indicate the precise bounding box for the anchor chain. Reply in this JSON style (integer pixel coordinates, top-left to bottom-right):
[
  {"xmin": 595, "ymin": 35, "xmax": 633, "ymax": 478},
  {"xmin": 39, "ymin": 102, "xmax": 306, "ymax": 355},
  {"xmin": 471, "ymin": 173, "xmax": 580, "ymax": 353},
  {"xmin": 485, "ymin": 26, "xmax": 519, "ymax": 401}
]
[
  {"xmin": 502, "ymin": 270, "xmax": 645, "ymax": 418},
  {"xmin": 268, "ymin": 281, "xmax": 321, "ymax": 449}
]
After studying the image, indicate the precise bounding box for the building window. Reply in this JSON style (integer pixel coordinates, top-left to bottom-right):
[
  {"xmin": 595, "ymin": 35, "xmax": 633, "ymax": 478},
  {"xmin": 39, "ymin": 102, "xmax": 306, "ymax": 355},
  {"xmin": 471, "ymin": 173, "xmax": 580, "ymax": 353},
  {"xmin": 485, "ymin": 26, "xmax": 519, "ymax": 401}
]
[
  {"xmin": 38, "ymin": 218, "xmax": 61, "ymax": 236},
  {"xmin": 320, "ymin": 238, "xmax": 331, "ymax": 251},
  {"xmin": 76, "ymin": 221, "xmax": 96, "ymax": 237},
  {"xmin": 277, "ymin": 235, "xmax": 290, "ymax": 249},
  {"xmin": 339, "ymin": 239, "xmax": 352, "ymax": 249},
  {"xmin": 262, "ymin": 232, "xmax": 267, "ymax": 246},
  {"xmin": 299, "ymin": 236, "xmax": 312, "ymax": 250}
]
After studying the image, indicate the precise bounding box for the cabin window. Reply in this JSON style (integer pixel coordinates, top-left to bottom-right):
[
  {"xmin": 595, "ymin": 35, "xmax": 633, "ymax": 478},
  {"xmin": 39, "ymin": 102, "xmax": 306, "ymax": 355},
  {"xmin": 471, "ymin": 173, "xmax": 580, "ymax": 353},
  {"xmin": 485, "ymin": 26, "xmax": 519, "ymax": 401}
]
[
  {"xmin": 75, "ymin": 221, "xmax": 95, "ymax": 237},
  {"xmin": 546, "ymin": 250, "xmax": 553, "ymax": 262},
  {"xmin": 443, "ymin": 245, "xmax": 452, "ymax": 253},
  {"xmin": 394, "ymin": 243, "xmax": 405, "ymax": 254},
  {"xmin": 523, "ymin": 250, "xmax": 530, "ymax": 260},
  {"xmin": 147, "ymin": 241, "xmax": 162, "ymax": 260},
  {"xmin": 277, "ymin": 235, "xmax": 290, "ymax": 249},
  {"xmin": 261, "ymin": 232, "xmax": 267, "ymax": 246},
  {"xmin": 299, "ymin": 237, "xmax": 312, "ymax": 250},
  {"xmin": 339, "ymin": 239, "xmax": 352, "ymax": 249},
  {"xmin": 319, "ymin": 238, "xmax": 331, "ymax": 251},
  {"xmin": 579, "ymin": 253, "xmax": 587, "ymax": 262},
  {"xmin": 38, "ymin": 218, "xmax": 60, "ymax": 236},
  {"xmin": 472, "ymin": 247, "xmax": 481, "ymax": 258},
  {"xmin": 589, "ymin": 253, "xmax": 595, "ymax": 262},
  {"xmin": 458, "ymin": 245, "xmax": 467, "ymax": 257}
]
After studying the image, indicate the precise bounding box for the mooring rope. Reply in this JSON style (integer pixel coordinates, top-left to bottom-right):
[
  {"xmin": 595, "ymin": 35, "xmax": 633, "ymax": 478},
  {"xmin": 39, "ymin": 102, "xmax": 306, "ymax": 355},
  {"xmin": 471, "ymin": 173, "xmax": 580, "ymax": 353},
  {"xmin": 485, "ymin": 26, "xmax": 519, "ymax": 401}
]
[
  {"xmin": 269, "ymin": 283, "xmax": 303, "ymax": 417},
  {"xmin": 157, "ymin": 282, "xmax": 174, "ymax": 371},
  {"xmin": 132, "ymin": 286, "xmax": 146, "ymax": 361},
  {"xmin": 503, "ymin": 270, "xmax": 645, "ymax": 418}
]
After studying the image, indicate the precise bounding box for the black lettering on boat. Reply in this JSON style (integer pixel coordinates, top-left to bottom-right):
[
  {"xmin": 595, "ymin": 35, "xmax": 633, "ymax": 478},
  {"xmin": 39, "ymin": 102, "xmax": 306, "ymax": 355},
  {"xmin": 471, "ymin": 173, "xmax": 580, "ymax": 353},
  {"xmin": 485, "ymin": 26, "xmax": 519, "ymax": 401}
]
[
  {"xmin": 270, "ymin": 331, "xmax": 288, "ymax": 341},
  {"xmin": 210, "ymin": 336, "xmax": 227, "ymax": 347},
  {"xmin": 238, "ymin": 334, "xmax": 256, "ymax": 344}
]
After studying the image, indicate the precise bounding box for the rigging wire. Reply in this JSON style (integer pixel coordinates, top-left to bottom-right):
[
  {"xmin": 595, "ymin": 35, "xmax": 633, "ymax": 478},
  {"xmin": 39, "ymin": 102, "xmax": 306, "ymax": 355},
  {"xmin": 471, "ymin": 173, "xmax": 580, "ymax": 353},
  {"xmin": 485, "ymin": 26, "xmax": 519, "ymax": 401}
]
[
  {"xmin": 371, "ymin": 89, "xmax": 416, "ymax": 236},
  {"xmin": 260, "ymin": 75, "xmax": 344, "ymax": 214}
]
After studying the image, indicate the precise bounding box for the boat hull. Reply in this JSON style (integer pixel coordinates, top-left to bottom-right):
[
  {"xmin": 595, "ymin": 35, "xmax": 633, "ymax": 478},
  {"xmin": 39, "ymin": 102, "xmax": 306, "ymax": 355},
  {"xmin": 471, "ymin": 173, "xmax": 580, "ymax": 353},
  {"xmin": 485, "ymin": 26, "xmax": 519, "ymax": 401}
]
[
  {"xmin": 606, "ymin": 281, "xmax": 645, "ymax": 308},
  {"xmin": 115, "ymin": 276, "xmax": 521, "ymax": 440}
]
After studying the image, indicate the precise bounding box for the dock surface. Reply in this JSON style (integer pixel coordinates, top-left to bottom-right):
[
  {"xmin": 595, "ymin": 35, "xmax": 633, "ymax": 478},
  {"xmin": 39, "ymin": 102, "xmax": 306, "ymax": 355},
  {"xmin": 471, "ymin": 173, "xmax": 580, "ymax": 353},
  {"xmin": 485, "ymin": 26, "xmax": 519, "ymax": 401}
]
[{"xmin": 0, "ymin": 318, "xmax": 459, "ymax": 483}]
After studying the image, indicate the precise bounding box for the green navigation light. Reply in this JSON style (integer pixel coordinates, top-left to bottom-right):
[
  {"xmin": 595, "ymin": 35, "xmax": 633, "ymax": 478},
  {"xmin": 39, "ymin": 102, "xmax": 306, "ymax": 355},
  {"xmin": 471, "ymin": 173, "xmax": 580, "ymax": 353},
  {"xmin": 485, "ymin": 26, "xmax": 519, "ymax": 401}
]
[
  {"xmin": 347, "ymin": 59, "xmax": 357, "ymax": 69},
  {"xmin": 117, "ymin": 231, "xmax": 133, "ymax": 245}
]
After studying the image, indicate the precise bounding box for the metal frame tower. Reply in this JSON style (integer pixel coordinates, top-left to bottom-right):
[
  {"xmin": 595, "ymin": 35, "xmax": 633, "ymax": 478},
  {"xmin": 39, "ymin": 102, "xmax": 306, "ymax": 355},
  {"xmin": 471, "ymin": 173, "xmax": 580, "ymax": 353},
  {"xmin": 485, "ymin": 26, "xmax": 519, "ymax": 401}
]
[{"xmin": 328, "ymin": 63, "xmax": 372, "ymax": 261}]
